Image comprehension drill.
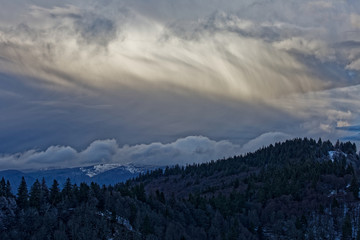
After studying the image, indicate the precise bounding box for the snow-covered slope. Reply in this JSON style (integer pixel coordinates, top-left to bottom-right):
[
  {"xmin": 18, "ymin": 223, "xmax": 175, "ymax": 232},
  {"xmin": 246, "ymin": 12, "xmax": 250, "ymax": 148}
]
[{"xmin": 79, "ymin": 164, "xmax": 144, "ymax": 178}]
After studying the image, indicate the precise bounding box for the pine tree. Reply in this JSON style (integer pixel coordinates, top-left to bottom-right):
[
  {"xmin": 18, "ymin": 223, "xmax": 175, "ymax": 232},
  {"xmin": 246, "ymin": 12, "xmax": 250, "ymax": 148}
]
[
  {"xmin": 29, "ymin": 179, "xmax": 41, "ymax": 210},
  {"xmin": 335, "ymin": 140, "xmax": 340, "ymax": 150},
  {"xmin": 0, "ymin": 177, "xmax": 5, "ymax": 197},
  {"xmin": 6, "ymin": 180, "xmax": 13, "ymax": 198},
  {"xmin": 79, "ymin": 182, "xmax": 89, "ymax": 203},
  {"xmin": 135, "ymin": 183, "xmax": 146, "ymax": 202},
  {"xmin": 342, "ymin": 213, "xmax": 352, "ymax": 240},
  {"xmin": 17, "ymin": 176, "xmax": 28, "ymax": 209},
  {"xmin": 50, "ymin": 180, "xmax": 60, "ymax": 205},
  {"xmin": 72, "ymin": 184, "xmax": 79, "ymax": 202},
  {"xmin": 62, "ymin": 178, "xmax": 72, "ymax": 200},
  {"xmin": 41, "ymin": 178, "xmax": 49, "ymax": 205},
  {"xmin": 141, "ymin": 215, "xmax": 154, "ymax": 235},
  {"xmin": 349, "ymin": 173, "xmax": 359, "ymax": 199}
]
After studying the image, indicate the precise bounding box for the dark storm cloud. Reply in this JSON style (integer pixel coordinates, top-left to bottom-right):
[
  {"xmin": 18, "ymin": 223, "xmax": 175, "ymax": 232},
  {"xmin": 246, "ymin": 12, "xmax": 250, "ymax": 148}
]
[
  {"xmin": 0, "ymin": 70, "xmax": 297, "ymax": 156},
  {"xmin": 342, "ymin": 134, "xmax": 360, "ymax": 142},
  {"xmin": 337, "ymin": 125, "xmax": 360, "ymax": 132}
]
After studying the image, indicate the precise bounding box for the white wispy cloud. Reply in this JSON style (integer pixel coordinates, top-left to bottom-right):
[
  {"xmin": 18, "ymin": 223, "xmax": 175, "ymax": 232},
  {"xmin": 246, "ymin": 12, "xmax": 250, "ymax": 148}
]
[
  {"xmin": 273, "ymin": 37, "xmax": 335, "ymax": 61},
  {"xmin": 0, "ymin": 1, "xmax": 358, "ymax": 101},
  {"xmin": 0, "ymin": 5, "xmax": 328, "ymax": 101}
]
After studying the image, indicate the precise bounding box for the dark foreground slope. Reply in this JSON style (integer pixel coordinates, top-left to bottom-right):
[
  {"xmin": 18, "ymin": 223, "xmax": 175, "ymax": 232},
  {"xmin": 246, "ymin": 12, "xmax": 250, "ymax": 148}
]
[{"xmin": 1, "ymin": 138, "xmax": 360, "ymax": 240}]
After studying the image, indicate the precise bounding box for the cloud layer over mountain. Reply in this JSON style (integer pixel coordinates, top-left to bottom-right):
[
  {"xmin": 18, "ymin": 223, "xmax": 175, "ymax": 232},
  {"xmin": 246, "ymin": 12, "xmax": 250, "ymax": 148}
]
[
  {"xmin": 0, "ymin": 133, "xmax": 298, "ymax": 170},
  {"xmin": 0, "ymin": 136, "xmax": 233, "ymax": 170}
]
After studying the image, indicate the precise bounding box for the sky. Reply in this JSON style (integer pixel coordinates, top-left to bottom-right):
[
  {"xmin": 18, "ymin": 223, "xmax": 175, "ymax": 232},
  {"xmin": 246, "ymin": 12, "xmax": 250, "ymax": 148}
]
[{"xmin": 1, "ymin": 0, "xmax": 360, "ymax": 170}]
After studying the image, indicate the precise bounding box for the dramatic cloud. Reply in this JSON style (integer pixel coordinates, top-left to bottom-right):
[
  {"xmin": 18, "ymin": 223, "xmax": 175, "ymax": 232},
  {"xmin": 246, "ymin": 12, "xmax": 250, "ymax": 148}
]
[
  {"xmin": 1, "ymin": 0, "xmax": 359, "ymax": 101},
  {"xmin": 1, "ymin": 0, "xmax": 360, "ymax": 168},
  {"xmin": 0, "ymin": 6, "xmax": 327, "ymax": 101}
]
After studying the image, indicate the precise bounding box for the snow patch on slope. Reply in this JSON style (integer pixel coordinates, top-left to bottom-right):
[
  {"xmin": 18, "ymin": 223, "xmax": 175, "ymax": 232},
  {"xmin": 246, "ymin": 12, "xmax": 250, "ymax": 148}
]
[
  {"xmin": 125, "ymin": 165, "xmax": 141, "ymax": 174},
  {"xmin": 328, "ymin": 151, "xmax": 347, "ymax": 162},
  {"xmin": 80, "ymin": 164, "xmax": 123, "ymax": 177},
  {"xmin": 80, "ymin": 164, "xmax": 144, "ymax": 177}
]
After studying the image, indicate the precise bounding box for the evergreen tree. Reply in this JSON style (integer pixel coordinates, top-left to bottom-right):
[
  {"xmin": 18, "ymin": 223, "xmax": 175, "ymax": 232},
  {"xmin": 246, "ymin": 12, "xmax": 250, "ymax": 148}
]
[
  {"xmin": 257, "ymin": 225, "xmax": 264, "ymax": 240},
  {"xmin": 134, "ymin": 183, "xmax": 146, "ymax": 202},
  {"xmin": 349, "ymin": 173, "xmax": 359, "ymax": 199},
  {"xmin": 62, "ymin": 178, "xmax": 72, "ymax": 200},
  {"xmin": 50, "ymin": 180, "xmax": 61, "ymax": 205},
  {"xmin": 141, "ymin": 215, "xmax": 154, "ymax": 235},
  {"xmin": 342, "ymin": 213, "xmax": 352, "ymax": 240},
  {"xmin": 72, "ymin": 184, "xmax": 79, "ymax": 201},
  {"xmin": 29, "ymin": 179, "xmax": 41, "ymax": 210},
  {"xmin": 6, "ymin": 180, "xmax": 13, "ymax": 198},
  {"xmin": 0, "ymin": 177, "xmax": 5, "ymax": 197},
  {"xmin": 79, "ymin": 182, "xmax": 89, "ymax": 203},
  {"xmin": 17, "ymin": 176, "xmax": 28, "ymax": 209},
  {"xmin": 335, "ymin": 140, "xmax": 340, "ymax": 150},
  {"xmin": 41, "ymin": 178, "xmax": 49, "ymax": 205}
]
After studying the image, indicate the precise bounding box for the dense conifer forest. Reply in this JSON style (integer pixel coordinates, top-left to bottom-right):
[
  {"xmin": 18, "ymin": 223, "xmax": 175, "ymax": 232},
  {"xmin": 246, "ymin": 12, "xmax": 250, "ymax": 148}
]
[{"xmin": 1, "ymin": 138, "xmax": 360, "ymax": 239}]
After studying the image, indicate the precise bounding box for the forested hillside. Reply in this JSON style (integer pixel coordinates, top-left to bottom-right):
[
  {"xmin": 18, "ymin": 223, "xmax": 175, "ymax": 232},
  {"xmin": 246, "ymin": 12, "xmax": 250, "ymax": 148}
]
[{"xmin": 1, "ymin": 138, "xmax": 360, "ymax": 240}]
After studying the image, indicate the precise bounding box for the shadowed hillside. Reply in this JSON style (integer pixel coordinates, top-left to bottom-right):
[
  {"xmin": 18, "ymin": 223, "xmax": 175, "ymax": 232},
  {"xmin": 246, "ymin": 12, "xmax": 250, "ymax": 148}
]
[{"xmin": 1, "ymin": 138, "xmax": 360, "ymax": 239}]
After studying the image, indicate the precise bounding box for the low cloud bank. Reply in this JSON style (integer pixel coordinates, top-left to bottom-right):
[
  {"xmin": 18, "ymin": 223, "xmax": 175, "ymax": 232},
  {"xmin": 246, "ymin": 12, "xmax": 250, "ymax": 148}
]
[
  {"xmin": 240, "ymin": 132, "xmax": 293, "ymax": 154},
  {"xmin": 0, "ymin": 134, "xmax": 292, "ymax": 170}
]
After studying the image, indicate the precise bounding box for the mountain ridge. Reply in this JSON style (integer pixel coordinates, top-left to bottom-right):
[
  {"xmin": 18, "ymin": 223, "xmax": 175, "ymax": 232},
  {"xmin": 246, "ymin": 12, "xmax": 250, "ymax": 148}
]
[{"xmin": 0, "ymin": 164, "xmax": 157, "ymax": 188}]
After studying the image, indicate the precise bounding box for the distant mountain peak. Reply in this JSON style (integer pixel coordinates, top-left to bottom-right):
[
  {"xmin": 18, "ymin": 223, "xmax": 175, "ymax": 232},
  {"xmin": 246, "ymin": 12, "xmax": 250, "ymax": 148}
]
[
  {"xmin": 80, "ymin": 163, "xmax": 124, "ymax": 177},
  {"xmin": 80, "ymin": 164, "xmax": 144, "ymax": 177}
]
